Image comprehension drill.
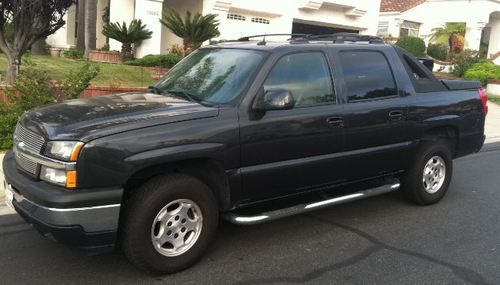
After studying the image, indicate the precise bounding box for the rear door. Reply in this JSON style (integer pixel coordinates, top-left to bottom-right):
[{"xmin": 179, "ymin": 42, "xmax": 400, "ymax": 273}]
[{"xmin": 332, "ymin": 48, "xmax": 411, "ymax": 180}]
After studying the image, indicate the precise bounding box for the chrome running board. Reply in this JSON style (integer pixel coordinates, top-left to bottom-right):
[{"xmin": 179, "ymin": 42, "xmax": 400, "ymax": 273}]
[{"xmin": 223, "ymin": 180, "xmax": 400, "ymax": 225}]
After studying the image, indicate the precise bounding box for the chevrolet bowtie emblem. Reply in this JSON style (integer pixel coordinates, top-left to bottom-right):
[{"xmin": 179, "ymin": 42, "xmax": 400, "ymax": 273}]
[{"xmin": 17, "ymin": 141, "xmax": 25, "ymax": 150}]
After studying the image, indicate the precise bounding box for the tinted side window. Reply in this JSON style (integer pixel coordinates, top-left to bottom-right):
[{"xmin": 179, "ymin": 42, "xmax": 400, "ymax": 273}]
[
  {"xmin": 339, "ymin": 51, "xmax": 397, "ymax": 102},
  {"xmin": 263, "ymin": 52, "xmax": 334, "ymax": 108},
  {"xmin": 395, "ymin": 46, "xmax": 447, "ymax": 93}
]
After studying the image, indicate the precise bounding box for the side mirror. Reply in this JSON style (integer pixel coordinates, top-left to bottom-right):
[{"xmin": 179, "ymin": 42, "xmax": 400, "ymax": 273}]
[
  {"xmin": 417, "ymin": 57, "xmax": 434, "ymax": 72},
  {"xmin": 253, "ymin": 88, "xmax": 295, "ymax": 111}
]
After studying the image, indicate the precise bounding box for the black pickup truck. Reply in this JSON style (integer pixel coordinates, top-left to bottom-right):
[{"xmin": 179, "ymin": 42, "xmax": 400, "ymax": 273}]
[{"xmin": 2, "ymin": 34, "xmax": 487, "ymax": 274}]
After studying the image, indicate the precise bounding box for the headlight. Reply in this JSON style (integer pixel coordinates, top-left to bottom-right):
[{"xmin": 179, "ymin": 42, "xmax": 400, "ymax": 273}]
[
  {"xmin": 45, "ymin": 141, "xmax": 84, "ymax": 161},
  {"xmin": 40, "ymin": 166, "xmax": 77, "ymax": 188}
]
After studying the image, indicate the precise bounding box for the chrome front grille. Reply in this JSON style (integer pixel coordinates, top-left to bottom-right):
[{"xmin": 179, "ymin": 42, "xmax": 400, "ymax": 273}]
[
  {"xmin": 13, "ymin": 123, "xmax": 45, "ymax": 176},
  {"xmin": 14, "ymin": 123, "xmax": 45, "ymax": 153},
  {"xmin": 15, "ymin": 151, "xmax": 38, "ymax": 174}
]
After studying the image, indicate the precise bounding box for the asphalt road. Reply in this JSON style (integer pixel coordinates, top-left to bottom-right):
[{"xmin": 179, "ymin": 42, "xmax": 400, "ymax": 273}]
[{"xmin": 1, "ymin": 144, "xmax": 500, "ymax": 285}]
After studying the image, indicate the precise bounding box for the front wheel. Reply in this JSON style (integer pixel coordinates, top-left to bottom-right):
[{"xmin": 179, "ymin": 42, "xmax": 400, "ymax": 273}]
[
  {"xmin": 121, "ymin": 174, "xmax": 218, "ymax": 274},
  {"xmin": 401, "ymin": 141, "xmax": 453, "ymax": 205}
]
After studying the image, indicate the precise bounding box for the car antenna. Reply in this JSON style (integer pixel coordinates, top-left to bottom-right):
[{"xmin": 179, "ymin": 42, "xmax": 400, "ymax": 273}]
[{"xmin": 257, "ymin": 34, "xmax": 267, "ymax": 46}]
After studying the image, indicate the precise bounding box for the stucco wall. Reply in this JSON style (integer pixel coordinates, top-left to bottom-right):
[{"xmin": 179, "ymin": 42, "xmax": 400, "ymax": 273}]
[
  {"xmin": 96, "ymin": 0, "xmax": 110, "ymax": 49},
  {"xmin": 47, "ymin": 6, "xmax": 74, "ymax": 49},
  {"xmin": 109, "ymin": 0, "xmax": 135, "ymax": 52},
  {"xmin": 134, "ymin": 0, "xmax": 165, "ymax": 57},
  {"xmin": 200, "ymin": 0, "xmax": 381, "ymax": 42},
  {"xmin": 161, "ymin": 0, "xmax": 204, "ymax": 53}
]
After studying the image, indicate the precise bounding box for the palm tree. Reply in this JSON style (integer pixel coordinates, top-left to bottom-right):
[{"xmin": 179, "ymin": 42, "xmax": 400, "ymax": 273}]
[
  {"xmin": 84, "ymin": 0, "xmax": 97, "ymax": 58},
  {"xmin": 160, "ymin": 9, "xmax": 220, "ymax": 54},
  {"xmin": 102, "ymin": 19, "xmax": 153, "ymax": 61},
  {"xmin": 429, "ymin": 23, "xmax": 466, "ymax": 53}
]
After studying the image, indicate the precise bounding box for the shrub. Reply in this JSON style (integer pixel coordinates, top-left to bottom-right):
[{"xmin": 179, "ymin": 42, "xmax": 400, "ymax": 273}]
[
  {"xmin": 169, "ymin": 44, "xmax": 184, "ymax": 58},
  {"xmin": 396, "ymin": 36, "xmax": 426, "ymax": 57},
  {"xmin": 58, "ymin": 63, "xmax": 100, "ymax": 100},
  {"xmin": 451, "ymin": 49, "xmax": 481, "ymax": 77},
  {"xmin": 0, "ymin": 63, "xmax": 100, "ymax": 149},
  {"xmin": 427, "ymin": 43, "xmax": 448, "ymax": 61},
  {"xmin": 99, "ymin": 43, "xmax": 110, "ymax": 51},
  {"xmin": 0, "ymin": 66, "xmax": 54, "ymax": 149},
  {"xmin": 125, "ymin": 53, "xmax": 182, "ymax": 68},
  {"xmin": 63, "ymin": 49, "xmax": 84, "ymax": 59},
  {"xmin": 464, "ymin": 61, "xmax": 500, "ymax": 85}
]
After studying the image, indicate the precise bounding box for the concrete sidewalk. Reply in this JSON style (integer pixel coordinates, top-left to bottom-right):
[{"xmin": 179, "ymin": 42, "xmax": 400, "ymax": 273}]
[
  {"xmin": 485, "ymin": 101, "xmax": 500, "ymax": 143},
  {"xmin": 0, "ymin": 102, "xmax": 499, "ymax": 203}
]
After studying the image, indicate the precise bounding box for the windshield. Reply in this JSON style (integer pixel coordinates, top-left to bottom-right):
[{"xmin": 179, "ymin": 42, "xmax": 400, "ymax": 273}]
[{"xmin": 154, "ymin": 48, "xmax": 266, "ymax": 105}]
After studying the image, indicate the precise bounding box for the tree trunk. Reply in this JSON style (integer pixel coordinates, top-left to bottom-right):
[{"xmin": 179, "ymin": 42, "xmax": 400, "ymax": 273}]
[
  {"xmin": 5, "ymin": 52, "xmax": 21, "ymax": 84},
  {"xmin": 84, "ymin": 0, "xmax": 97, "ymax": 58},
  {"xmin": 183, "ymin": 39, "xmax": 195, "ymax": 55},
  {"xmin": 76, "ymin": 0, "xmax": 86, "ymax": 52},
  {"xmin": 31, "ymin": 38, "xmax": 46, "ymax": 55},
  {"xmin": 121, "ymin": 43, "xmax": 133, "ymax": 61}
]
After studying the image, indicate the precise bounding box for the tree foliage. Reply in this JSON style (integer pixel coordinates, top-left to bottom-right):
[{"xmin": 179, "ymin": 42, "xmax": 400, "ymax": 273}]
[
  {"xmin": 430, "ymin": 23, "xmax": 466, "ymax": 53},
  {"xmin": 0, "ymin": 0, "xmax": 74, "ymax": 83},
  {"xmin": 396, "ymin": 36, "xmax": 426, "ymax": 57},
  {"xmin": 102, "ymin": 19, "xmax": 152, "ymax": 61},
  {"xmin": 160, "ymin": 9, "xmax": 220, "ymax": 54}
]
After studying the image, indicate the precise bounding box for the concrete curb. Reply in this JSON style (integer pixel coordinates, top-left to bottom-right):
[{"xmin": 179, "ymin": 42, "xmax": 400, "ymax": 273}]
[{"xmin": 0, "ymin": 152, "xmax": 4, "ymax": 202}]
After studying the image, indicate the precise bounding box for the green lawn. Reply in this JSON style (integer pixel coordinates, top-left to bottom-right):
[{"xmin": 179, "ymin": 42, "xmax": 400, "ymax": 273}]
[{"xmin": 0, "ymin": 54, "xmax": 156, "ymax": 87}]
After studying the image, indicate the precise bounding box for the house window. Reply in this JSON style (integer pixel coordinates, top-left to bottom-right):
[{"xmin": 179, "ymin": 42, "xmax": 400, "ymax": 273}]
[
  {"xmin": 399, "ymin": 21, "xmax": 420, "ymax": 37},
  {"xmin": 377, "ymin": 21, "xmax": 389, "ymax": 37},
  {"xmin": 251, "ymin": 17, "xmax": 270, "ymax": 25},
  {"xmin": 227, "ymin": 13, "xmax": 245, "ymax": 21}
]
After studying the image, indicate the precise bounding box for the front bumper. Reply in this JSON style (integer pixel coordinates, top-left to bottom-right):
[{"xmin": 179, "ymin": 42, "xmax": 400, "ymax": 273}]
[{"xmin": 3, "ymin": 151, "xmax": 123, "ymax": 250}]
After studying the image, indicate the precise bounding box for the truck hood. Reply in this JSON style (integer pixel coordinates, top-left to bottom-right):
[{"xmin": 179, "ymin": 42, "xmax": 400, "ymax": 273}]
[{"xmin": 20, "ymin": 92, "xmax": 219, "ymax": 141}]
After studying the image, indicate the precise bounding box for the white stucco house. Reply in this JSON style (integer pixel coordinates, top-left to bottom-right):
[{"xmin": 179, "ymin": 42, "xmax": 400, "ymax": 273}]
[
  {"xmin": 47, "ymin": 0, "xmax": 382, "ymax": 58},
  {"xmin": 378, "ymin": 0, "xmax": 500, "ymax": 63}
]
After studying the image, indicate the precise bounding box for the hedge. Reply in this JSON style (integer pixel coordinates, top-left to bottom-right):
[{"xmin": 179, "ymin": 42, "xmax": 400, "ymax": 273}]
[
  {"xmin": 125, "ymin": 53, "xmax": 182, "ymax": 68},
  {"xmin": 464, "ymin": 61, "xmax": 500, "ymax": 85},
  {"xmin": 427, "ymin": 43, "xmax": 448, "ymax": 61},
  {"xmin": 396, "ymin": 36, "xmax": 426, "ymax": 57}
]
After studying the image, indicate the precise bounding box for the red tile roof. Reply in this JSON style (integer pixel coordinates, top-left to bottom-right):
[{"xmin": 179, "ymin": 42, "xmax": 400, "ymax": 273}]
[{"xmin": 380, "ymin": 0, "xmax": 426, "ymax": 12}]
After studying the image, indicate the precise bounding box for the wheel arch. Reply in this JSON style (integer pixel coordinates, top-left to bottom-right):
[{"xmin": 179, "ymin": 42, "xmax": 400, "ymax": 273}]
[
  {"xmin": 123, "ymin": 157, "xmax": 232, "ymax": 211},
  {"xmin": 421, "ymin": 125, "xmax": 459, "ymax": 157}
]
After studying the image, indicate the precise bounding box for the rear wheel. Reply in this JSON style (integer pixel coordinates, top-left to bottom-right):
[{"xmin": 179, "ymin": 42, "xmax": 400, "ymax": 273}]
[
  {"xmin": 402, "ymin": 141, "xmax": 453, "ymax": 205},
  {"xmin": 121, "ymin": 174, "xmax": 218, "ymax": 274}
]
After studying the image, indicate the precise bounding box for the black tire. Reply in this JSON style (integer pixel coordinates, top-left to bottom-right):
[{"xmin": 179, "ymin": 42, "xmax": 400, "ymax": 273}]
[
  {"xmin": 121, "ymin": 174, "xmax": 218, "ymax": 274},
  {"xmin": 401, "ymin": 141, "xmax": 453, "ymax": 205}
]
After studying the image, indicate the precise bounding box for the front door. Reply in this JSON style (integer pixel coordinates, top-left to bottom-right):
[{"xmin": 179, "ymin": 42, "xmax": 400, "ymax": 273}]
[{"xmin": 239, "ymin": 51, "xmax": 345, "ymax": 201}]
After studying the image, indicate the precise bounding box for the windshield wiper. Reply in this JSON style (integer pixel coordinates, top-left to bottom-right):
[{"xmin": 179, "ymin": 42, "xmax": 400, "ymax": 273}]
[
  {"xmin": 163, "ymin": 90, "xmax": 202, "ymax": 104},
  {"xmin": 148, "ymin": 86, "xmax": 163, "ymax": 95}
]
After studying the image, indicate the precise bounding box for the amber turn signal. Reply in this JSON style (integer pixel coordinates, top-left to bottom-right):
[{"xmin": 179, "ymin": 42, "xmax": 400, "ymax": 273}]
[
  {"xmin": 70, "ymin": 142, "xmax": 85, "ymax": 161},
  {"xmin": 66, "ymin": 171, "xmax": 77, "ymax": 189}
]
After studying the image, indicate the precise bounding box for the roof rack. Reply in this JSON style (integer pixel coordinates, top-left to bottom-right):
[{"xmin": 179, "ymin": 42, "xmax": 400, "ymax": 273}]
[
  {"xmin": 307, "ymin": 33, "xmax": 384, "ymax": 44},
  {"xmin": 229, "ymin": 33, "xmax": 384, "ymax": 46},
  {"xmin": 237, "ymin": 34, "xmax": 311, "ymax": 42}
]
